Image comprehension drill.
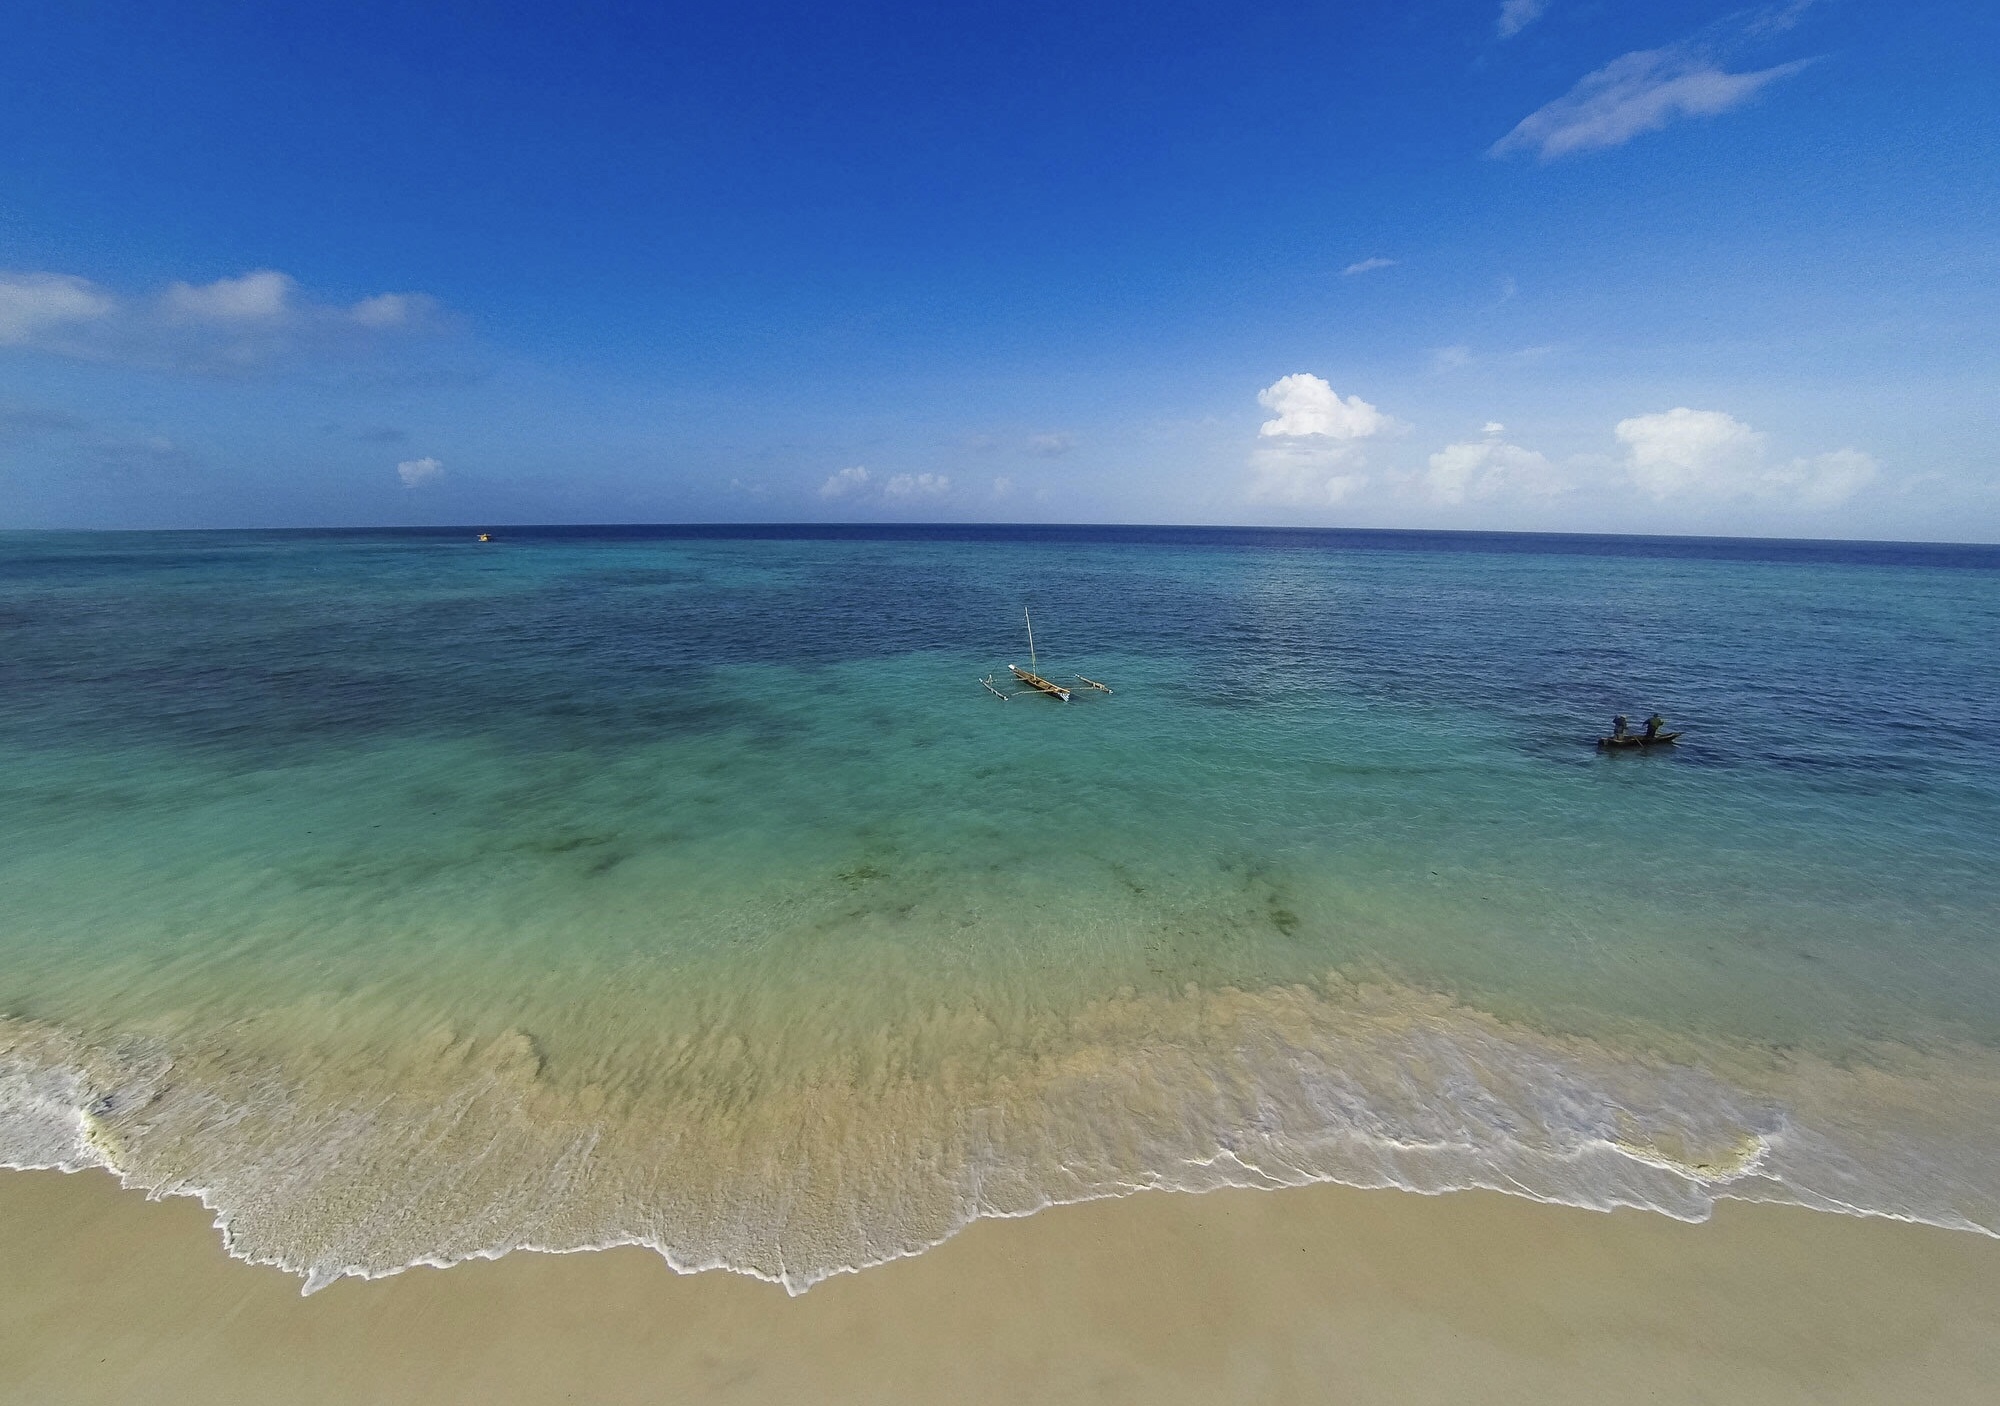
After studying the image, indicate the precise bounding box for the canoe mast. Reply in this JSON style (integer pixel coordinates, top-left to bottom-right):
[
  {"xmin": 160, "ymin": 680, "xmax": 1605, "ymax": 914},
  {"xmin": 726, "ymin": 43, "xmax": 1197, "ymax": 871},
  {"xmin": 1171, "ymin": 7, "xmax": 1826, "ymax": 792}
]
[
  {"xmin": 983, "ymin": 607, "xmax": 1104, "ymax": 703},
  {"xmin": 1006, "ymin": 607, "xmax": 1073, "ymax": 702}
]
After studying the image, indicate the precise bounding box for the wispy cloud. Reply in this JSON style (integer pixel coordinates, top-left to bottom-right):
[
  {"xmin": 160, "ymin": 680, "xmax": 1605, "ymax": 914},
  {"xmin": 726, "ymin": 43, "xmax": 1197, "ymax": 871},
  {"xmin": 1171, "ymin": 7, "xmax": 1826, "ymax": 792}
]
[
  {"xmin": 162, "ymin": 270, "xmax": 294, "ymax": 322},
  {"xmin": 396, "ymin": 456, "xmax": 444, "ymax": 488},
  {"xmin": 1496, "ymin": 0, "xmax": 1550, "ymax": 40},
  {"xmin": 0, "ymin": 400, "xmax": 197, "ymax": 480},
  {"xmin": 0, "ymin": 266, "xmax": 443, "ymax": 373},
  {"xmin": 1492, "ymin": 7, "xmax": 1821, "ymax": 160},
  {"xmin": 1342, "ymin": 257, "xmax": 1397, "ymax": 277},
  {"xmin": 1028, "ymin": 432, "xmax": 1075, "ymax": 456},
  {"xmin": 883, "ymin": 472, "xmax": 950, "ymax": 498},
  {"xmin": 1425, "ymin": 437, "xmax": 1569, "ymax": 504},
  {"xmin": 351, "ymin": 293, "xmax": 426, "ymax": 328},
  {"xmin": 0, "ymin": 273, "xmax": 116, "ymax": 345}
]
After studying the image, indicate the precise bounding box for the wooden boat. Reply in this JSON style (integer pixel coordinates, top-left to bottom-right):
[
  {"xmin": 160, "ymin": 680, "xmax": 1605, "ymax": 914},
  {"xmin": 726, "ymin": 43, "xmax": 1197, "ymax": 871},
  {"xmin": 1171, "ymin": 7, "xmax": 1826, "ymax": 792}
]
[
  {"xmin": 982, "ymin": 609, "xmax": 1107, "ymax": 703},
  {"xmin": 1596, "ymin": 731, "xmax": 1681, "ymax": 749},
  {"xmin": 1008, "ymin": 663, "xmax": 1071, "ymax": 702}
]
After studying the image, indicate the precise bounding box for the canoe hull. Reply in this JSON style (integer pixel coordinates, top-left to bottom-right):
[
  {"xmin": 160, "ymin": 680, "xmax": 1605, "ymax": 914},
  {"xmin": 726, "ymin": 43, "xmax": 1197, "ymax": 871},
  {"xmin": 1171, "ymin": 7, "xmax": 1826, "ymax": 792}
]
[
  {"xmin": 1008, "ymin": 665, "xmax": 1071, "ymax": 702},
  {"xmin": 1596, "ymin": 732, "xmax": 1681, "ymax": 749}
]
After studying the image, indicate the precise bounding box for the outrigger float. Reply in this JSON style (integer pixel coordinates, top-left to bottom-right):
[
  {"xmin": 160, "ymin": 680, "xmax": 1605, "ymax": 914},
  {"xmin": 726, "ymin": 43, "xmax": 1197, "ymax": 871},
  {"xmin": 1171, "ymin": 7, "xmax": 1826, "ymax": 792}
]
[{"xmin": 980, "ymin": 609, "xmax": 1112, "ymax": 703}]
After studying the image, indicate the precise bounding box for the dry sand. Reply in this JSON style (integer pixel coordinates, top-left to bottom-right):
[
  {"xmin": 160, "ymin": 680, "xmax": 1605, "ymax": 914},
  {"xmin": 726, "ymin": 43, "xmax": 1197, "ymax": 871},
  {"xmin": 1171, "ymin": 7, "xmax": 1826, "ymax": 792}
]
[{"xmin": 3, "ymin": 1167, "xmax": 1998, "ymax": 1404}]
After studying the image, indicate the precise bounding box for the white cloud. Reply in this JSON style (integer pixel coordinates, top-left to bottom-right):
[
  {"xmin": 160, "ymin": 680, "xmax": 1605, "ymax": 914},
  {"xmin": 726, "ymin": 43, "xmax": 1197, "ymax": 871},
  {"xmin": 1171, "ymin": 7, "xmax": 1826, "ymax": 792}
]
[
  {"xmin": 884, "ymin": 472, "xmax": 950, "ymax": 498},
  {"xmin": 992, "ymin": 476, "xmax": 1015, "ymax": 498},
  {"xmin": 0, "ymin": 272, "xmax": 116, "ymax": 345},
  {"xmin": 1492, "ymin": 47, "xmax": 1815, "ymax": 159},
  {"xmin": 1028, "ymin": 432, "xmax": 1075, "ymax": 456},
  {"xmin": 350, "ymin": 292, "xmax": 431, "ymax": 328},
  {"xmin": 1321, "ymin": 472, "xmax": 1368, "ymax": 504},
  {"xmin": 818, "ymin": 466, "xmax": 951, "ymax": 503},
  {"xmin": 1249, "ymin": 374, "xmax": 1397, "ymax": 506},
  {"xmin": 396, "ymin": 456, "xmax": 443, "ymax": 488},
  {"xmin": 1257, "ymin": 373, "xmax": 1394, "ymax": 441},
  {"xmin": 1496, "ymin": 0, "xmax": 1549, "ymax": 39},
  {"xmin": 1617, "ymin": 408, "xmax": 1763, "ymax": 497},
  {"xmin": 1249, "ymin": 444, "xmax": 1370, "ymax": 506},
  {"xmin": 1496, "ymin": 0, "xmax": 1552, "ymax": 38},
  {"xmin": 1615, "ymin": 407, "xmax": 1875, "ymax": 507},
  {"xmin": 1342, "ymin": 257, "xmax": 1397, "ymax": 276},
  {"xmin": 1776, "ymin": 448, "xmax": 1879, "ymax": 509},
  {"xmin": 0, "ymin": 267, "xmax": 442, "ymax": 374},
  {"xmin": 1425, "ymin": 439, "xmax": 1569, "ymax": 505},
  {"xmin": 819, "ymin": 466, "xmax": 871, "ymax": 499},
  {"xmin": 163, "ymin": 270, "xmax": 294, "ymax": 321},
  {"xmin": 1482, "ymin": 421, "xmax": 1506, "ymax": 435}
]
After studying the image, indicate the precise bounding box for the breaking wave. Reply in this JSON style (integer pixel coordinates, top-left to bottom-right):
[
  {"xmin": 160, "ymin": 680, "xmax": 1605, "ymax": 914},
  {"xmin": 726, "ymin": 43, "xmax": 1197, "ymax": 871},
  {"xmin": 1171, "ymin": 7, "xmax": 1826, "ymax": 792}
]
[{"xmin": 6, "ymin": 973, "xmax": 1996, "ymax": 1294}]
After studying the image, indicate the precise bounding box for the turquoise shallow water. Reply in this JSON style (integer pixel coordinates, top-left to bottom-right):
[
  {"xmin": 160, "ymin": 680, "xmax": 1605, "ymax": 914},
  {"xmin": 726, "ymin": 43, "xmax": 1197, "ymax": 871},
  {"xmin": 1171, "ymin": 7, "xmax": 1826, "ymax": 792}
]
[{"xmin": 3, "ymin": 526, "xmax": 1998, "ymax": 1290}]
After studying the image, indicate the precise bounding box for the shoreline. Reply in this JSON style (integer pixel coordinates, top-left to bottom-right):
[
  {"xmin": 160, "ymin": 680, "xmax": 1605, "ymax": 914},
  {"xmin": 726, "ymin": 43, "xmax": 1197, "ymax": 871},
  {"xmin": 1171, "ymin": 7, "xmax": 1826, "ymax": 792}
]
[{"xmin": 6, "ymin": 1166, "xmax": 1998, "ymax": 1404}]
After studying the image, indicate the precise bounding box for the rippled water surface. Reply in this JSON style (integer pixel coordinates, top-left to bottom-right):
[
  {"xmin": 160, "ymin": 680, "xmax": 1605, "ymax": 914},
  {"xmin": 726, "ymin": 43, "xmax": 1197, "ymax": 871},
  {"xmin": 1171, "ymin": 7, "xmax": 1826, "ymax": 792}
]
[{"xmin": 3, "ymin": 525, "xmax": 1998, "ymax": 1290}]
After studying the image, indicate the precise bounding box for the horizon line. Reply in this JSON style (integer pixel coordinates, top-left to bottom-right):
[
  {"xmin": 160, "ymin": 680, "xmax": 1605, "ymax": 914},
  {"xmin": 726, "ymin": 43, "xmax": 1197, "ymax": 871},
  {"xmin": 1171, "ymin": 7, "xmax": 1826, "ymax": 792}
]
[{"xmin": 9, "ymin": 520, "xmax": 2000, "ymax": 552}]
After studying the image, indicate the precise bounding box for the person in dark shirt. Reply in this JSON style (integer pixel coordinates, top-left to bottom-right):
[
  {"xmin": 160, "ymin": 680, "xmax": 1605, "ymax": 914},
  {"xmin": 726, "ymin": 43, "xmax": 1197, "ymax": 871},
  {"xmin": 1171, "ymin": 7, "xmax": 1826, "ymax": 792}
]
[
  {"xmin": 1611, "ymin": 715, "xmax": 1629, "ymax": 739},
  {"xmin": 1644, "ymin": 712, "xmax": 1665, "ymax": 740}
]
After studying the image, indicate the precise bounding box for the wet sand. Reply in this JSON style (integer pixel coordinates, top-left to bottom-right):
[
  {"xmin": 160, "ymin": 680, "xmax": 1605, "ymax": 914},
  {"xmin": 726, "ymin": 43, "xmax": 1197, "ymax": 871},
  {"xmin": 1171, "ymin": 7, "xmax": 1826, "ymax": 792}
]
[{"xmin": 3, "ymin": 1168, "xmax": 1997, "ymax": 1405}]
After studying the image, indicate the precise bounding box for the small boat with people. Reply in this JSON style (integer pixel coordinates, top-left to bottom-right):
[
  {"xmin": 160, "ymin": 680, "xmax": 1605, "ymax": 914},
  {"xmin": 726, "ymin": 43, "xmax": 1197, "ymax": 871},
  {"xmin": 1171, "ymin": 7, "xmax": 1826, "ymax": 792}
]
[{"xmin": 1597, "ymin": 713, "xmax": 1679, "ymax": 749}]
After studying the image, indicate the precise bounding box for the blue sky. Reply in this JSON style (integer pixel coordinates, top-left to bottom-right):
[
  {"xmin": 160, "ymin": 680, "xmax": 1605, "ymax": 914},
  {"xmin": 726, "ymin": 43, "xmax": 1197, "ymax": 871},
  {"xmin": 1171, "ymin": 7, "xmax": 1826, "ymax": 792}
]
[{"xmin": 2, "ymin": 0, "xmax": 1995, "ymax": 537}]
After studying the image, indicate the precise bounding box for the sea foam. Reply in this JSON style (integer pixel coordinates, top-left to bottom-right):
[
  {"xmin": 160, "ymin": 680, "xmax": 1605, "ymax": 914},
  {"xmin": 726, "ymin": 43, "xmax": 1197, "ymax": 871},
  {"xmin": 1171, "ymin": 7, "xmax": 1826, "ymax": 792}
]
[{"xmin": 6, "ymin": 973, "xmax": 1996, "ymax": 1295}]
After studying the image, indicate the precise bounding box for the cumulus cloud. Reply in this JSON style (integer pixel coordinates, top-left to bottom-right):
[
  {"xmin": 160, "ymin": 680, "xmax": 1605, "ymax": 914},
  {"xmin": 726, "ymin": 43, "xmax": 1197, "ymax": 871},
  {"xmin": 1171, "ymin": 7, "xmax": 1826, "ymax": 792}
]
[
  {"xmin": 819, "ymin": 465, "xmax": 871, "ymax": 499},
  {"xmin": 1492, "ymin": 46, "xmax": 1815, "ymax": 159},
  {"xmin": 1257, "ymin": 373, "xmax": 1395, "ymax": 441},
  {"xmin": 396, "ymin": 456, "xmax": 444, "ymax": 488},
  {"xmin": 0, "ymin": 266, "xmax": 443, "ymax": 373},
  {"xmin": 884, "ymin": 472, "xmax": 950, "ymax": 498},
  {"xmin": 1028, "ymin": 432, "xmax": 1075, "ymax": 457},
  {"xmin": 1618, "ymin": 408, "xmax": 1764, "ymax": 496},
  {"xmin": 1249, "ymin": 374, "xmax": 1397, "ymax": 506},
  {"xmin": 1615, "ymin": 407, "xmax": 1875, "ymax": 507},
  {"xmin": 818, "ymin": 466, "xmax": 951, "ymax": 504},
  {"xmin": 1342, "ymin": 257, "xmax": 1397, "ymax": 276},
  {"xmin": 1425, "ymin": 438, "xmax": 1569, "ymax": 505},
  {"xmin": 1496, "ymin": 0, "xmax": 1550, "ymax": 39},
  {"xmin": 0, "ymin": 272, "xmax": 116, "ymax": 345}
]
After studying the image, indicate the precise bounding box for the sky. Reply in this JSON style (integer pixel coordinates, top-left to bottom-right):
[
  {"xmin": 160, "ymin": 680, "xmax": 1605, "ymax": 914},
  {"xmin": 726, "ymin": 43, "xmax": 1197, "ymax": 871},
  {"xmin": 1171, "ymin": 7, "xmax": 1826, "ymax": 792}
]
[{"xmin": 2, "ymin": 0, "xmax": 1996, "ymax": 538}]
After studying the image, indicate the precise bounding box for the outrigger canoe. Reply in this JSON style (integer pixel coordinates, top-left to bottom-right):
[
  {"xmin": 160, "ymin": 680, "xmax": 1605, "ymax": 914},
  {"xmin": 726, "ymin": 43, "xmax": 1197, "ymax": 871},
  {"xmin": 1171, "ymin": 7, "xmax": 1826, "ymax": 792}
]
[
  {"xmin": 1596, "ymin": 731, "xmax": 1680, "ymax": 749},
  {"xmin": 1008, "ymin": 664, "xmax": 1071, "ymax": 703}
]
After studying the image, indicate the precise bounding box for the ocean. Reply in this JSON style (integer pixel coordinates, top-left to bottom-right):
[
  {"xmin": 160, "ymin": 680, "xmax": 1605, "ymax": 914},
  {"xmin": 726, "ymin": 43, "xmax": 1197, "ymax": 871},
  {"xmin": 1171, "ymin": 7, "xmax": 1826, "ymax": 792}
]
[{"xmin": 3, "ymin": 524, "xmax": 1997, "ymax": 1292}]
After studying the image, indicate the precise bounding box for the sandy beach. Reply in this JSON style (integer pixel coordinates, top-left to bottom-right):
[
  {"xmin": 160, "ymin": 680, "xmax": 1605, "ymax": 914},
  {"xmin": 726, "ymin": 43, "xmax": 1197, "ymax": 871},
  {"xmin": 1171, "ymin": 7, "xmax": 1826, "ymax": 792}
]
[{"xmin": 4, "ymin": 1168, "xmax": 1996, "ymax": 1405}]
